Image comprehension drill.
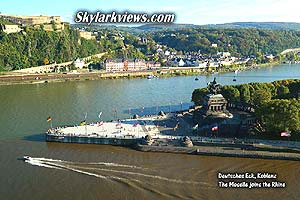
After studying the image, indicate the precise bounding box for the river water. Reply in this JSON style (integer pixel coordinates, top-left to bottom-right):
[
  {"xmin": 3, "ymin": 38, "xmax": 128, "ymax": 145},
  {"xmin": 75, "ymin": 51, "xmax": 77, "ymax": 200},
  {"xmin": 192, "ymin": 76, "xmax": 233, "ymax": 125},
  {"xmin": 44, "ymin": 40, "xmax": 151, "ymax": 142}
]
[{"xmin": 0, "ymin": 64, "xmax": 300, "ymax": 200}]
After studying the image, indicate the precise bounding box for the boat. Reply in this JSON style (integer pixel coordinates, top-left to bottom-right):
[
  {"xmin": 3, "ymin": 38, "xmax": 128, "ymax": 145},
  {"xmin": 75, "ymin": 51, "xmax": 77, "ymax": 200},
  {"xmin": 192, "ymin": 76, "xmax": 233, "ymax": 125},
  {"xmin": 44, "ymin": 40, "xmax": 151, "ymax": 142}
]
[
  {"xmin": 195, "ymin": 77, "xmax": 199, "ymax": 81},
  {"xmin": 23, "ymin": 155, "xmax": 32, "ymax": 161},
  {"xmin": 233, "ymin": 78, "xmax": 237, "ymax": 82},
  {"xmin": 147, "ymin": 75, "xmax": 155, "ymax": 79}
]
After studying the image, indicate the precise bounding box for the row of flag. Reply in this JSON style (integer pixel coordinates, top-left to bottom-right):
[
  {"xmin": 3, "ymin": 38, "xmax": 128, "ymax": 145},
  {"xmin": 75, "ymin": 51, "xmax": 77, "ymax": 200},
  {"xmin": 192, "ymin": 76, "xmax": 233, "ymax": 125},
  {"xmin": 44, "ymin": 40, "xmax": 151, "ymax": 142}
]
[{"xmin": 47, "ymin": 115, "xmax": 292, "ymax": 138}]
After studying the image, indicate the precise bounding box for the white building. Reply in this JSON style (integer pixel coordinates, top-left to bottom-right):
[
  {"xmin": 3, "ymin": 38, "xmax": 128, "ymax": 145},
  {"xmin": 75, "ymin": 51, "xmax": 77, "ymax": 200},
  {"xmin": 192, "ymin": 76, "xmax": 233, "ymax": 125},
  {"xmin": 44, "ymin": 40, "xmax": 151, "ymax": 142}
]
[
  {"xmin": 74, "ymin": 58, "xmax": 85, "ymax": 69},
  {"xmin": 178, "ymin": 59, "xmax": 185, "ymax": 67},
  {"xmin": 1, "ymin": 24, "xmax": 22, "ymax": 34}
]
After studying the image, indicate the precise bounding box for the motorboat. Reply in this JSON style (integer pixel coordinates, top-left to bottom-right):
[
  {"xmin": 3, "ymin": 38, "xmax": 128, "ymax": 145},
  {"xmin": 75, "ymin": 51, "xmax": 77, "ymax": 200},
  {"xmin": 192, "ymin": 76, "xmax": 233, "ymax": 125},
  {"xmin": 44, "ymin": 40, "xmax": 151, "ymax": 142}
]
[{"xmin": 23, "ymin": 155, "xmax": 32, "ymax": 161}]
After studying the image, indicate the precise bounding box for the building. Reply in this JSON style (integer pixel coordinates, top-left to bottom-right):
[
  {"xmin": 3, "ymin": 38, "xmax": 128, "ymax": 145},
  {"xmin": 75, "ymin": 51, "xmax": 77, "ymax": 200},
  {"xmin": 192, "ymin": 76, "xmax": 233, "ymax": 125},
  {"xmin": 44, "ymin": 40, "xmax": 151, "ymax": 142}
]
[
  {"xmin": 105, "ymin": 59, "xmax": 125, "ymax": 72},
  {"xmin": 79, "ymin": 31, "xmax": 96, "ymax": 40},
  {"xmin": 74, "ymin": 58, "xmax": 85, "ymax": 69},
  {"xmin": 0, "ymin": 24, "xmax": 22, "ymax": 34},
  {"xmin": 105, "ymin": 59, "xmax": 161, "ymax": 72},
  {"xmin": 42, "ymin": 23, "xmax": 67, "ymax": 32},
  {"xmin": 0, "ymin": 14, "xmax": 67, "ymax": 32},
  {"xmin": 146, "ymin": 61, "xmax": 161, "ymax": 69},
  {"xmin": 178, "ymin": 59, "xmax": 185, "ymax": 67},
  {"xmin": 0, "ymin": 14, "xmax": 61, "ymax": 25}
]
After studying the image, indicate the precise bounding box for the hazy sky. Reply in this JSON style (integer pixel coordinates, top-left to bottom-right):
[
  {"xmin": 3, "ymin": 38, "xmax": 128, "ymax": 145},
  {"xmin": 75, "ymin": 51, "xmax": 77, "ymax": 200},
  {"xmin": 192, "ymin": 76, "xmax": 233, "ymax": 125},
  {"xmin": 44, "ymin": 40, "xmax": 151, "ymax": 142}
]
[{"xmin": 1, "ymin": 0, "xmax": 300, "ymax": 24}]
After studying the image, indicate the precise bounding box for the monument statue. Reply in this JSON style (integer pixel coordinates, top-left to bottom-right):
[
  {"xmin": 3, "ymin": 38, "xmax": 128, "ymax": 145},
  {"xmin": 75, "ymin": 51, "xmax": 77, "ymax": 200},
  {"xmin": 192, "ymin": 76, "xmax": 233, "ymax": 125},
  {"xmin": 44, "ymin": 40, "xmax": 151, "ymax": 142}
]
[{"xmin": 207, "ymin": 77, "xmax": 221, "ymax": 95}]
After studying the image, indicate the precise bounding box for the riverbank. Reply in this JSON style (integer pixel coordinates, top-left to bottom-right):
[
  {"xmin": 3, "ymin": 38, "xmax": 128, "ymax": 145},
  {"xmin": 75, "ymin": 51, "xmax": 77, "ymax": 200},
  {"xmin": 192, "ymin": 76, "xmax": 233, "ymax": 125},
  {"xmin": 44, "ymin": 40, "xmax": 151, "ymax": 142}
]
[{"xmin": 0, "ymin": 61, "xmax": 282, "ymax": 86}]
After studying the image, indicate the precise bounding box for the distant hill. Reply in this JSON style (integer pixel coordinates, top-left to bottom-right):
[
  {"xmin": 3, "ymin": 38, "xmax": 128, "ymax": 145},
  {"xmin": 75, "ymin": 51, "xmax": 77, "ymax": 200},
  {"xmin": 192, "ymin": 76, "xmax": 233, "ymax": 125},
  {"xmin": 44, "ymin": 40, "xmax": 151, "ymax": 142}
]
[
  {"xmin": 137, "ymin": 22, "xmax": 300, "ymax": 32},
  {"xmin": 70, "ymin": 22, "xmax": 300, "ymax": 34},
  {"xmin": 204, "ymin": 22, "xmax": 300, "ymax": 31},
  {"xmin": 135, "ymin": 23, "xmax": 199, "ymax": 31}
]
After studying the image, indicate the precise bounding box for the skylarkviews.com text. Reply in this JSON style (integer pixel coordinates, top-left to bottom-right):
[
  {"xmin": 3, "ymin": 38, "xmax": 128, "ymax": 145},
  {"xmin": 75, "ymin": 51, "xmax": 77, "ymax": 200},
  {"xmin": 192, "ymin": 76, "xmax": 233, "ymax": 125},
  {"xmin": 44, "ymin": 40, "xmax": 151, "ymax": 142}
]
[{"xmin": 75, "ymin": 11, "xmax": 176, "ymax": 25}]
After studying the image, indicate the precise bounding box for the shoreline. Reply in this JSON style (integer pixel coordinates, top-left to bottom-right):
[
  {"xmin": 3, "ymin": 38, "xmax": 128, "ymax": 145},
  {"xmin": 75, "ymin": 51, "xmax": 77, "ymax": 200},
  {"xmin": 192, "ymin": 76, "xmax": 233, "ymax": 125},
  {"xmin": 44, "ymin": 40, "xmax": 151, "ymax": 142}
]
[{"xmin": 0, "ymin": 62, "xmax": 282, "ymax": 86}]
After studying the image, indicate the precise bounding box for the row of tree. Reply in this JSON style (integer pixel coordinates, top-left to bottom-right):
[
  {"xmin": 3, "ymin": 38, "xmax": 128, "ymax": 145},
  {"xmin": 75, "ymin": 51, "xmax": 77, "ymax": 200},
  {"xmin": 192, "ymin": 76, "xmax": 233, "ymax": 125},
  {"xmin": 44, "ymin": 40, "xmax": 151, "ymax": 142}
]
[{"xmin": 193, "ymin": 79, "xmax": 300, "ymax": 106}]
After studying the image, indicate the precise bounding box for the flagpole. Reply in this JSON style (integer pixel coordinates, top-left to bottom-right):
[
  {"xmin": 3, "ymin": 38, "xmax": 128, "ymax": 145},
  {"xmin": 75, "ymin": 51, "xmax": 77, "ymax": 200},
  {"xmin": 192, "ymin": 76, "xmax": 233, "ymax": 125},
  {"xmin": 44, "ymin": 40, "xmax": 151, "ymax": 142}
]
[{"xmin": 85, "ymin": 112, "xmax": 87, "ymax": 135}]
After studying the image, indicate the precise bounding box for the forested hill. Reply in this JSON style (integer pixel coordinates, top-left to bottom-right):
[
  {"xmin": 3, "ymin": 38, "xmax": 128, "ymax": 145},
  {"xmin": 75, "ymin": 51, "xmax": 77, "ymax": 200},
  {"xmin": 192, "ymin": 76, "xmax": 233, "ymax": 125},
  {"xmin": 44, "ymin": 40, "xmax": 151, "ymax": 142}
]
[
  {"xmin": 0, "ymin": 27, "xmax": 102, "ymax": 71},
  {"xmin": 151, "ymin": 28, "xmax": 300, "ymax": 56}
]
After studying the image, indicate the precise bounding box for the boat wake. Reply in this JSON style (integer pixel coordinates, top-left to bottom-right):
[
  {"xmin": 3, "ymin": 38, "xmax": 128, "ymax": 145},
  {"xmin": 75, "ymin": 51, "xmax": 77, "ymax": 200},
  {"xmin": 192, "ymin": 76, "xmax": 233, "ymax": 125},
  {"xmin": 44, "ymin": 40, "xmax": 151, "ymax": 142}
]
[{"xmin": 23, "ymin": 156, "xmax": 212, "ymax": 187}]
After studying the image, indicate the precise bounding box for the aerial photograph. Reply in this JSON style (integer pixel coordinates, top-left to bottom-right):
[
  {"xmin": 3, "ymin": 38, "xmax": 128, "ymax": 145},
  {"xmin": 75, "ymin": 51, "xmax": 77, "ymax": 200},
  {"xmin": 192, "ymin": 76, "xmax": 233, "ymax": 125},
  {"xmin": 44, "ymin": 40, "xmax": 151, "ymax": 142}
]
[{"xmin": 0, "ymin": 0, "xmax": 300, "ymax": 199}]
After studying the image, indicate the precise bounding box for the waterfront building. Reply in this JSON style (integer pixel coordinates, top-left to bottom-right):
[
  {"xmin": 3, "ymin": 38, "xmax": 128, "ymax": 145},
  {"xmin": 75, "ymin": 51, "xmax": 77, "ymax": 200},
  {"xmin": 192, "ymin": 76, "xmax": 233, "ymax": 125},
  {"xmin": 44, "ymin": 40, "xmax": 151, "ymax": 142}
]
[
  {"xmin": 105, "ymin": 59, "xmax": 161, "ymax": 72},
  {"xmin": 74, "ymin": 58, "xmax": 85, "ymax": 69}
]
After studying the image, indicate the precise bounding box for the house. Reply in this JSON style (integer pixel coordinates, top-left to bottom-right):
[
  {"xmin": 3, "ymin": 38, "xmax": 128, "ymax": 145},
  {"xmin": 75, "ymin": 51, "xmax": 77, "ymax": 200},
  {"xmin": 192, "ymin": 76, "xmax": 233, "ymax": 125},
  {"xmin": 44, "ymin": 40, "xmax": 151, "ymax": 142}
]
[
  {"xmin": 147, "ymin": 61, "xmax": 161, "ymax": 69},
  {"xmin": 217, "ymin": 52, "xmax": 231, "ymax": 58},
  {"xmin": 194, "ymin": 61, "xmax": 208, "ymax": 68},
  {"xmin": 74, "ymin": 58, "xmax": 85, "ymax": 69},
  {"xmin": 178, "ymin": 59, "xmax": 185, "ymax": 67}
]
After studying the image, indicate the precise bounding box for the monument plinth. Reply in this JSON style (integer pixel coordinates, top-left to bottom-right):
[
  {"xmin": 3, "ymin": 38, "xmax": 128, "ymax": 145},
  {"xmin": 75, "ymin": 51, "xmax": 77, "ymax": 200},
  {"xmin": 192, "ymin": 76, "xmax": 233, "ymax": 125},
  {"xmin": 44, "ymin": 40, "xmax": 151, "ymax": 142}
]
[{"xmin": 202, "ymin": 78, "xmax": 231, "ymax": 118}]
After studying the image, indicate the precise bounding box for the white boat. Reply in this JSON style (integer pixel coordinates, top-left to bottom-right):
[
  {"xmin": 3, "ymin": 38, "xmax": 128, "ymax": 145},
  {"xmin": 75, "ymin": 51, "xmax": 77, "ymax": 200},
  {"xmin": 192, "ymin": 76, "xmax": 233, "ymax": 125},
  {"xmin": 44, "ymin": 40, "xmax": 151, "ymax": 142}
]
[
  {"xmin": 147, "ymin": 75, "xmax": 156, "ymax": 79},
  {"xmin": 23, "ymin": 155, "xmax": 32, "ymax": 161}
]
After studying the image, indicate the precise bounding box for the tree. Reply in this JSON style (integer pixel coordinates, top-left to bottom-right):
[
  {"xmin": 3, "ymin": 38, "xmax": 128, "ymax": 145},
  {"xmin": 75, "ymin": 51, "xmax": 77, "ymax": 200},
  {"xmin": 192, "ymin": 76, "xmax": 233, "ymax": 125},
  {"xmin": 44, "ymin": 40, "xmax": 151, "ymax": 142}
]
[
  {"xmin": 252, "ymin": 89, "xmax": 272, "ymax": 106},
  {"xmin": 43, "ymin": 58, "xmax": 49, "ymax": 65},
  {"xmin": 256, "ymin": 99, "xmax": 300, "ymax": 136},
  {"xmin": 238, "ymin": 84, "xmax": 251, "ymax": 103},
  {"xmin": 221, "ymin": 85, "xmax": 240, "ymax": 102},
  {"xmin": 192, "ymin": 88, "xmax": 209, "ymax": 105},
  {"xmin": 277, "ymin": 85, "xmax": 290, "ymax": 98}
]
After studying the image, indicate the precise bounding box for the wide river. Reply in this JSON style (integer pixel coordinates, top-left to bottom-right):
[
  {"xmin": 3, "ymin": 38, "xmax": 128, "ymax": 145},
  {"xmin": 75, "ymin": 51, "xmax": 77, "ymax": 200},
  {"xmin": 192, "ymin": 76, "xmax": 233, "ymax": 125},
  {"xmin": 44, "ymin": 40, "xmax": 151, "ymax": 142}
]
[{"xmin": 0, "ymin": 64, "xmax": 300, "ymax": 200}]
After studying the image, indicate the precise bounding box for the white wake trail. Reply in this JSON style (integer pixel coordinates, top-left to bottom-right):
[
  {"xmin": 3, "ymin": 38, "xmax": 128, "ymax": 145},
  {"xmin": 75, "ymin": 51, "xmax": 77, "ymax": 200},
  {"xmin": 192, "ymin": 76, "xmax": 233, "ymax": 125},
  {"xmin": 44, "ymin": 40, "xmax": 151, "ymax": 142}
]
[
  {"xmin": 30, "ymin": 157, "xmax": 145, "ymax": 170},
  {"xmin": 25, "ymin": 159, "xmax": 62, "ymax": 170}
]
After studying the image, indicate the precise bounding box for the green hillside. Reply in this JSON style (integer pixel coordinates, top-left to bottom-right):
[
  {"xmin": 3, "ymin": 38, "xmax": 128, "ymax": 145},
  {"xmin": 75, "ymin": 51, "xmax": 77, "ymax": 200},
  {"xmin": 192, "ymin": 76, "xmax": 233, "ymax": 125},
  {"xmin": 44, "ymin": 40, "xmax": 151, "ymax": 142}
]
[{"xmin": 151, "ymin": 28, "xmax": 300, "ymax": 56}]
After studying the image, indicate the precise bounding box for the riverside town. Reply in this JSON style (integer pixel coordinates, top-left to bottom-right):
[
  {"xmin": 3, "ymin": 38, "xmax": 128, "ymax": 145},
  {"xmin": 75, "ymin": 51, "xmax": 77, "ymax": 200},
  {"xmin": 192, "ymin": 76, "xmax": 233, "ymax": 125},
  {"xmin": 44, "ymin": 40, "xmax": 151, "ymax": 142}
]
[{"xmin": 1, "ymin": 1, "xmax": 300, "ymax": 200}]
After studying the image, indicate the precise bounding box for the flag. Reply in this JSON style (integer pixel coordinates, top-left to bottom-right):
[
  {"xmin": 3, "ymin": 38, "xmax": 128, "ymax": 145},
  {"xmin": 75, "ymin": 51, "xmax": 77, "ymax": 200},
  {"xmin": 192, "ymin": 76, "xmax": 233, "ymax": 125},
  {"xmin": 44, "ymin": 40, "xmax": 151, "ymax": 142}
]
[
  {"xmin": 47, "ymin": 116, "xmax": 52, "ymax": 122},
  {"xmin": 80, "ymin": 120, "xmax": 86, "ymax": 126},
  {"xmin": 133, "ymin": 122, "xmax": 139, "ymax": 127},
  {"xmin": 192, "ymin": 124, "xmax": 198, "ymax": 130},
  {"xmin": 211, "ymin": 125, "xmax": 218, "ymax": 132},
  {"xmin": 98, "ymin": 112, "xmax": 102, "ymax": 119},
  {"xmin": 97, "ymin": 121, "xmax": 104, "ymax": 127},
  {"xmin": 281, "ymin": 131, "xmax": 291, "ymax": 137}
]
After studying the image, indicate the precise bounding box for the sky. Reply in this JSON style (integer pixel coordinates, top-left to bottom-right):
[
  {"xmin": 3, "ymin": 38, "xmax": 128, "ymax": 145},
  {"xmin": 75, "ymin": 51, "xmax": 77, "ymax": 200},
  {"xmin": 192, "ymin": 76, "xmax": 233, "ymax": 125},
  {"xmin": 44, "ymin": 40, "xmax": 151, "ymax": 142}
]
[{"xmin": 1, "ymin": 0, "xmax": 300, "ymax": 25}]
